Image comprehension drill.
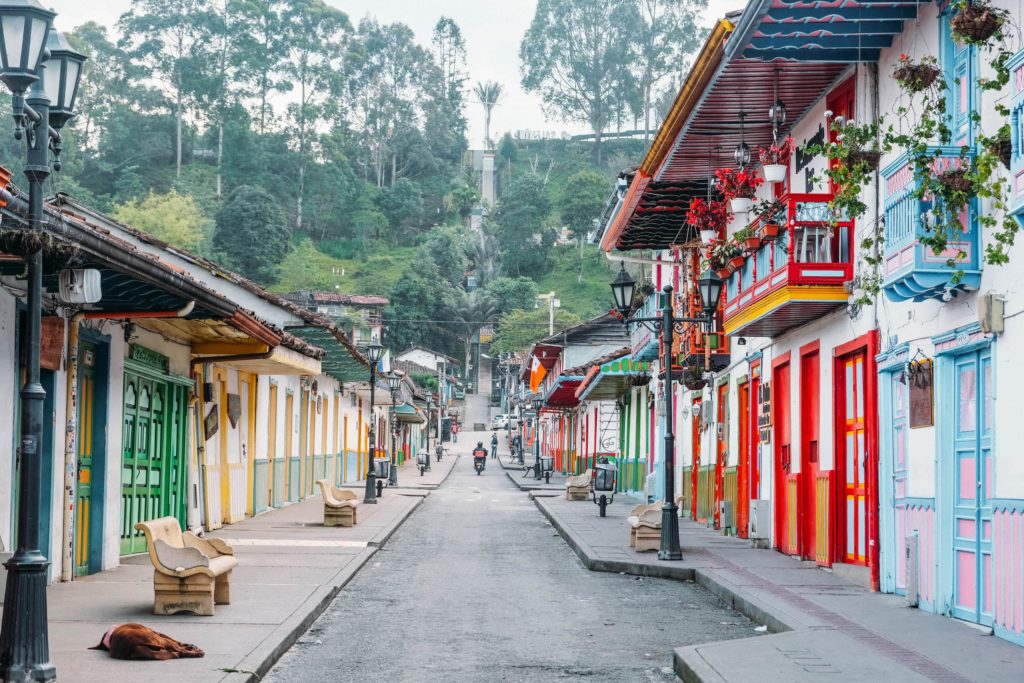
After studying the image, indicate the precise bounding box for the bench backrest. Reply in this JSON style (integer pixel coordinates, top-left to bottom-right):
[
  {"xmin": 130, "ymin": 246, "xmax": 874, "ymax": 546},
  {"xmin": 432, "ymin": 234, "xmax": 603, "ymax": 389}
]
[
  {"xmin": 134, "ymin": 516, "xmax": 185, "ymax": 549},
  {"xmin": 317, "ymin": 479, "xmax": 358, "ymax": 505}
]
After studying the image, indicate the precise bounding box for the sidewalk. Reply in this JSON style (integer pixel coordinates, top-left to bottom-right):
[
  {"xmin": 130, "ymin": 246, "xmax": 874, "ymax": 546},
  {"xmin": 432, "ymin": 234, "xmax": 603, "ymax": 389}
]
[
  {"xmin": 34, "ymin": 459, "xmax": 453, "ymax": 683},
  {"xmin": 533, "ymin": 493, "xmax": 1024, "ymax": 683}
]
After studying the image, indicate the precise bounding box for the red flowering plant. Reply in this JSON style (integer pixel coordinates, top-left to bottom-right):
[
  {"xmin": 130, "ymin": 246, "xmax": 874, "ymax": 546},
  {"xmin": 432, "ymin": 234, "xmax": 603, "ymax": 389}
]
[
  {"xmin": 758, "ymin": 136, "xmax": 795, "ymax": 166},
  {"xmin": 714, "ymin": 167, "xmax": 763, "ymax": 200},
  {"xmin": 685, "ymin": 197, "xmax": 727, "ymax": 234}
]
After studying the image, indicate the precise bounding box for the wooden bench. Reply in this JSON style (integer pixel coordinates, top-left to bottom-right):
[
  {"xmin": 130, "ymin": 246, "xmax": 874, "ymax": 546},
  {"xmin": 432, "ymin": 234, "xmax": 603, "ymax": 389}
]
[
  {"xmin": 565, "ymin": 472, "xmax": 592, "ymax": 501},
  {"xmin": 134, "ymin": 517, "xmax": 237, "ymax": 616},
  {"xmin": 627, "ymin": 502, "xmax": 663, "ymax": 552},
  {"xmin": 316, "ymin": 479, "xmax": 359, "ymax": 527}
]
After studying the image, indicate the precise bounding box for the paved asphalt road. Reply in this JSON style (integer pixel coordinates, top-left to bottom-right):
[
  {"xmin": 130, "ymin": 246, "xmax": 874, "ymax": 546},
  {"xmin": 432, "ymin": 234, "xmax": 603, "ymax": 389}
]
[{"xmin": 265, "ymin": 436, "xmax": 759, "ymax": 683}]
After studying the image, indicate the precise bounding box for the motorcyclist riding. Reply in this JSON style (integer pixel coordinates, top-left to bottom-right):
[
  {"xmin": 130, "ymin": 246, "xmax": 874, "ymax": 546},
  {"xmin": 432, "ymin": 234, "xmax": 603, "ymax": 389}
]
[
  {"xmin": 490, "ymin": 432, "xmax": 498, "ymax": 459},
  {"xmin": 472, "ymin": 441, "xmax": 487, "ymax": 473}
]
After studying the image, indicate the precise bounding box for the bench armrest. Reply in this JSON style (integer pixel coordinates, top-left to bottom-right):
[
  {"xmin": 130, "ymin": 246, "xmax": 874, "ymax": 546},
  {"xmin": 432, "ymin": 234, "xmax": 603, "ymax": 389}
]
[{"xmin": 183, "ymin": 532, "xmax": 233, "ymax": 558}]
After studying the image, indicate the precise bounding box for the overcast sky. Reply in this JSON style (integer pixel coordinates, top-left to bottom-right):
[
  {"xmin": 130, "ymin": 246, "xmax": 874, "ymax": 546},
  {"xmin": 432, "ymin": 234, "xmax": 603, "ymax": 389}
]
[{"xmin": 46, "ymin": 0, "xmax": 737, "ymax": 149}]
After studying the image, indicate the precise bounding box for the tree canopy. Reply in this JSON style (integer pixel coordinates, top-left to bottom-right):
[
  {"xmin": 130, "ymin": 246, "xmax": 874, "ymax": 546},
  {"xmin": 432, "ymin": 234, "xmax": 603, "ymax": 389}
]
[{"xmin": 213, "ymin": 185, "xmax": 290, "ymax": 284}]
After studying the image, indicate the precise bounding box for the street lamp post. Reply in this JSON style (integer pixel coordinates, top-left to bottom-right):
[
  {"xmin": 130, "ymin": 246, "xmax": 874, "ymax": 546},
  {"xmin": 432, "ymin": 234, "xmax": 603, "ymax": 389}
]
[
  {"xmin": 517, "ymin": 413, "xmax": 524, "ymax": 465},
  {"xmin": 0, "ymin": 4, "xmax": 85, "ymax": 679},
  {"xmin": 387, "ymin": 371, "xmax": 402, "ymax": 487},
  {"xmin": 532, "ymin": 396, "xmax": 544, "ymax": 480},
  {"xmin": 610, "ymin": 263, "xmax": 723, "ymax": 561},
  {"xmin": 363, "ymin": 342, "xmax": 385, "ymax": 504}
]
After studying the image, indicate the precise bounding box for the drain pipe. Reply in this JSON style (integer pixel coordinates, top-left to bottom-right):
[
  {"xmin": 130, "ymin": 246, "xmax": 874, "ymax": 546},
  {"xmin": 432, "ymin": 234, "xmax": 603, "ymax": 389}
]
[{"xmin": 61, "ymin": 301, "xmax": 195, "ymax": 582}]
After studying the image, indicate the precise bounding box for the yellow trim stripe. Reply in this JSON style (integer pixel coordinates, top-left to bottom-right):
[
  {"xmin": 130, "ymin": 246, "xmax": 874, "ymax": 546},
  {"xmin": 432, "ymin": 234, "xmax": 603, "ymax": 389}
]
[{"xmin": 723, "ymin": 285, "xmax": 848, "ymax": 335}]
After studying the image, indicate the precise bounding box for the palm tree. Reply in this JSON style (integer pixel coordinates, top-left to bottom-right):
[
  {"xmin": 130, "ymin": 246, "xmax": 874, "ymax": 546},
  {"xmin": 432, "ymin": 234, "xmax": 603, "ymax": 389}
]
[{"xmin": 473, "ymin": 80, "xmax": 503, "ymax": 150}]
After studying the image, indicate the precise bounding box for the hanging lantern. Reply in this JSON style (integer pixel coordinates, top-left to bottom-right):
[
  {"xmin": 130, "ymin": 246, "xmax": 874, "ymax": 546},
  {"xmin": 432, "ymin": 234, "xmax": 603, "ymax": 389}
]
[
  {"xmin": 769, "ymin": 67, "xmax": 787, "ymax": 134},
  {"xmin": 733, "ymin": 112, "xmax": 750, "ymax": 167}
]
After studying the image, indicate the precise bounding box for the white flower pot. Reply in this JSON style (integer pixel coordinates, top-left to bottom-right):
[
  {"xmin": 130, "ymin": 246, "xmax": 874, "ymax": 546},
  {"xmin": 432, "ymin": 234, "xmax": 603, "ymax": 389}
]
[
  {"xmin": 730, "ymin": 197, "xmax": 753, "ymax": 213},
  {"xmin": 763, "ymin": 164, "xmax": 787, "ymax": 183},
  {"xmin": 699, "ymin": 229, "xmax": 718, "ymax": 245}
]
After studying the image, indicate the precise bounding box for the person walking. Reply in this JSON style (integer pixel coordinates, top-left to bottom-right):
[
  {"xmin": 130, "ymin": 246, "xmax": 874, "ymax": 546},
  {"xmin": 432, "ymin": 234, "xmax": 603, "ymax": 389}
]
[
  {"xmin": 490, "ymin": 432, "xmax": 498, "ymax": 459},
  {"xmin": 452, "ymin": 420, "xmax": 459, "ymax": 443}
]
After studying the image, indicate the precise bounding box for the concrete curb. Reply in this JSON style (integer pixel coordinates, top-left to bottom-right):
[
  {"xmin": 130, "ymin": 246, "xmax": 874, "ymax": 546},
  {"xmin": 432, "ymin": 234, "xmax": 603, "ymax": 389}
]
[
  {"xmin": 504, "ymin": 469, "xmax": 564, "ymax": 492},
  {"xmin": 229, "ymin": 466, "xmax": 447, "ymax": 682},
  {"xmin": 230, "ymin": 547, "xmax": 377, "ymax": 682},
  {"xmin": 531, "ymin": 495, "xmax": 797, "ymax": 637}
]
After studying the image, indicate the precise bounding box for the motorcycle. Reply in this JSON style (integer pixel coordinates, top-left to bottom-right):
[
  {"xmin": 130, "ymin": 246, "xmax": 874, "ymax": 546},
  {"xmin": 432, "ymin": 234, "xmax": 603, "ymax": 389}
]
[{"xmin": 473, "ymin": 456, "xmax": 486, "ymax": 475}]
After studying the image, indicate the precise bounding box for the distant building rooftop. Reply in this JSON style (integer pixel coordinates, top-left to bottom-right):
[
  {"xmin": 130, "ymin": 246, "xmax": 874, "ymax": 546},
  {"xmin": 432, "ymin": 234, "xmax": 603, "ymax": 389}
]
[{"xmin": 284, "ymin": 291, "xmax": 389, "ymax": 307}]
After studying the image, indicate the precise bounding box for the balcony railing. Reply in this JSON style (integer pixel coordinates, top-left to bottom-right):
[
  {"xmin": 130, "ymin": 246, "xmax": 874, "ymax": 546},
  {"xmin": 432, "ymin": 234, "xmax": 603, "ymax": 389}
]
[
  {"xmin": 629, "ymin": 289, "xmax": 660, "ymax": 361},
  {"xmin": 722, "ymin": 192, "xmax": 853, "ymax": 337},
  {"xmin": 881, "ymin": 146, "xmax": 981, "ymax": 302}
]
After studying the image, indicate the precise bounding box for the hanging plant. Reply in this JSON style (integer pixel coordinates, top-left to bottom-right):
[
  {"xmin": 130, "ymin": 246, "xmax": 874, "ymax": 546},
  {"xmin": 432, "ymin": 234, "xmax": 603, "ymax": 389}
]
[
  {"xmin": 950, "ymin": 0, "xmax": 1006, "ymax": 45},
  {"xmin": 715, "ymin": 168, "xmax": 763, "ymax": 199},
  {"xmin": 758, "ymin": 137, "xmax": 794, "ymax": 183},
  {"xmin": 936, "ymin": 167, "xmax": 974, "ymax": 194},
  {"xmin": 686, "ymin": 197, "xmax": 728, "ymax": 244},
  {"xmin": 0, "ymin": 229, "xmax": 80, "ymax": 272},
  {"xmin": 680, "ymin": 361, "xmax": 708, "ymax": 391},
  {"xmin": 987, "ymin": 125, "xmax": 1012, "ymax": 169},
  {"xmin": 892, "ymin": 54, "xmax": 941, "ymax": 93}
]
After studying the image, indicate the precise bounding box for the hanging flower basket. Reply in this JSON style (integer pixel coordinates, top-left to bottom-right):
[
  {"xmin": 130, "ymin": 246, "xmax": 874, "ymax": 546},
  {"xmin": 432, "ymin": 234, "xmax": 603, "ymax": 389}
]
[
  {"xmin": 762, "ymin": 164, "xmax": 787, "ymax": 183},
  {"xmin": 892, "ymin": 55, "xmax": 941, "ymax": 93},
  {"xmin": 989, "ymin": 137, "xmax": 1012, "ymax": 169},
  {"xmin": 681, "ymin": 365, "xmax": 708, "ymax": 391},
  {"xmin": 730, "ymin": 197, "xmax": 753, "ymax": 213},
  {"xmin": 937, "ymin": 167, "xmax": 973, "ymax": 194},
  {"xmin": 950, "ymin": 3, "xmax": 1005, "ymax": 44},
  {"xmin": 686, "ymin": 197, "xmax": 727, "ymax": 244},
  {"xmin": 847, "ymin": 151, "xmax": 881, "ymax": 170},
  {"xmin": 758, "ymin": 222, "xmax": 780, "ymax": 240}
]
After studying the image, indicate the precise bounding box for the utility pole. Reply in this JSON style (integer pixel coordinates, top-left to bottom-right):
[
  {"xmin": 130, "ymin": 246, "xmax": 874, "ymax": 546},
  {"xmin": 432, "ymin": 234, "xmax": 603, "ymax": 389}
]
[{"xmin": 537, "ymin": 291, "xmax": 560, "ymax": 335}]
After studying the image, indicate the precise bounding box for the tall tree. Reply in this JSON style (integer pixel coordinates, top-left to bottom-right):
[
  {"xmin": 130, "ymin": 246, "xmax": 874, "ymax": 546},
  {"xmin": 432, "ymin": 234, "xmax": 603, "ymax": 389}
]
[
  {"xmin": 492, "ymin": 173, "xmax": 555, "ymax": 276},
  {"xmin": 631, "ymin": 0, "xmax": 706, "ymax": 143},
  {"xmin": 280, "ymin": 0, "xmax": 351, "ymax": 231},
  {"xmin": 118, "ymin": 0, "xmax": 215, "ymax": 178},
  {"xmin": 519, "ymin": 0, "xmax": 638, "ymax": 163},
  {"xmin": 213, "ymin": 185, "xmax": 290, "ymax": 283},
  {"xmin": 473, "ymin": 80, "xmax": 503, "ymax": 150},
  {"xmin": 235, "ymin": 0, "xmax": 289, "ymax": 135}
]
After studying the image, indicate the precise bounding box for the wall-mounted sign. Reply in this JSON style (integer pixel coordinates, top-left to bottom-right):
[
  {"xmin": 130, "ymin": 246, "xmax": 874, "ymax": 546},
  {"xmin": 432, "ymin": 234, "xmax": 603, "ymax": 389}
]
[
  {"xmin": 758, "ymin": 381, "xmax": 772, "ymax": 444},
  {"xmin": 909, "ymin": 360, "xmax": 934, "ymax": 428},
  {"xmin": 130, "ymin": 344, "xmax": 169, "ymax": 374},
  {"xmin": 204, "ymin": 406, "xmax": 219, "ymax": 441},
  {"xmin": 40, "ymin": 316, "xmax": 64, "ymax": 371},
  {"xmin": 226, "ymin": 394, "xmax": 242, "ymax": 428}
]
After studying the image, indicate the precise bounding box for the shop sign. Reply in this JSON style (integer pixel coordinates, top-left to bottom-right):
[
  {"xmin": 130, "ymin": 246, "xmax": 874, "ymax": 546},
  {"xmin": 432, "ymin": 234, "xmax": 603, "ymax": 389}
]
[
  {"xmin": 758, "ymin": 380, "xmax": 772, "ymax": 444},
  {"xmin": 130, "ymin": 344, "xmax": 169, "ymax": 374}
]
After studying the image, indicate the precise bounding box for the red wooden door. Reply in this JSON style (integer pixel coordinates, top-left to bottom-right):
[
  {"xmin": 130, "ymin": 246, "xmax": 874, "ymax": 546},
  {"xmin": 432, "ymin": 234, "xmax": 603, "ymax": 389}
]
[
  {"xmin": 714, "ymin": 382, "xmax": 728, "ymax": 528},
  {"xmin": 737, "ymin": 381, "xmax": 750, "ymax": 538},
  {"xmin": 691, "ymin": 396, "xmax": 701, "ymax": 521},
  {"xmin": 799, "ymin": 347, "xmax": 820, "ymax": 561},
  {"xmin": 838, "ymin": 350, "xmax": 869, "ymax": 565},
  {"xmin": 773, "ymin": 358, "xmax": 792, "ymax": 553}
]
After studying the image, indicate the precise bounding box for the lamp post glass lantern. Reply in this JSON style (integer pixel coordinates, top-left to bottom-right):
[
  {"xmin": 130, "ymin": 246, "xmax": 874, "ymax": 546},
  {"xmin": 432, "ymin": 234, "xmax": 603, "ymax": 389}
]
[
  {"xmin": 532, "ymin": 396, "xmax": 544, "ymax": 480},
  {"xmin": 387, "ymin": 371, "xmax": 401, "ymax": 486},
  {"xmin": 363, "ymin": 342, "xmax": 385, "ymax": 504},
  {"xmin": 592, "ymin": 457, "xmax": 618, "ymax": 517},
  {"xmin": 0, "ymin": 4, "xmax": 83, "ymax": 681},
  {"xmin": 608, "ymin": 265, "xmax": 723, "ymax": 561},
  {"xmin": 611, "ymin": 262, "xmax": 636, "ymax": 318}
]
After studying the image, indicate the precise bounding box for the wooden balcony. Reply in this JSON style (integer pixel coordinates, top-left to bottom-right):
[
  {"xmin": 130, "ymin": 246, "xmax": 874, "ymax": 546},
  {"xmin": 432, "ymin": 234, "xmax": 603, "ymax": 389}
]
[
  {"xmin": 881, "ymin": 147, "xmax": 981, "ymax": 302},
  {"xmin": 722, "ymin": 193, "xmax": 853, "ymax": 338}
]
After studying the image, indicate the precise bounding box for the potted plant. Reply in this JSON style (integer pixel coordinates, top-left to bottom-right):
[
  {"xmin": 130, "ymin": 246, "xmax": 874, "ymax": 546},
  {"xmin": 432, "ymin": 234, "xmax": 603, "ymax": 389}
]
[
  {"xmin": 892, "ymin": 54, "xmax": 941, "ymax": 93},
  {"xmin": 758, "ymin": 137, "xmax": 793, "ymax": 183},
  {"xmin": 733, "ymin": 226, "xmax": 761, "ymax": 251},
  {"xmin": 950, "ymin": 0, "xmax": 1006, "ymax": 44},
  {"xmin": 715, "ymin": 167, "xmax": 764, "ymax": 213},
  {"xmin": 686, "ymin": 197, "xmax": 727, "ymax": 245},
  {"xmin": 752, "ymin": 198, "xmax": 784, "ymax": 239},
  {"xmin": 988, "ymin": 125, "xmax": 1011, "ymax": 169},
  {"xmin": 681, "ymin": 362, "xmax": 708, "ymax": 391}
]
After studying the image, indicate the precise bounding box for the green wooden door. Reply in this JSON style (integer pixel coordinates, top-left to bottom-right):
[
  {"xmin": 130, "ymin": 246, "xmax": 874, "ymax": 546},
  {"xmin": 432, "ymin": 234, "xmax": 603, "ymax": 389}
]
[{"xmin": 120, "ymin": 368, "xmax": 189, "ymax": 555}]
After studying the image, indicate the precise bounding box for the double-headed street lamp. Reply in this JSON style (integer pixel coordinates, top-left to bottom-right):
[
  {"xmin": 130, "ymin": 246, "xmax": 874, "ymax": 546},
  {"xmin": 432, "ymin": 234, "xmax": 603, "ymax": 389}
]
[
  {"xmin": 0, "ymin": 3, "xmax": 85, "ymax": 680},
  {"xmin": 387, "ymin": 371, "xmax": 402, "ymax": 487},
  {"xmin": 363, "ymin": 341, "xmax": 385, "ymax": 504},
  {"xmin": 609, "ymin": 263, "xmax": 724, "ymax": 561}
]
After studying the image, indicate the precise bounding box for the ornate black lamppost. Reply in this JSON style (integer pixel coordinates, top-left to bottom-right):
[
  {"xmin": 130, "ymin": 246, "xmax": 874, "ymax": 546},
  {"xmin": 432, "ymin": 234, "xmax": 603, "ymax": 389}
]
[
  {"xmin": 0, "ymin": 4, "xmax": 85, "ymax": 680},
  {"xmin": 516, "ymin": 411, "xmax": 524, "ymax": 465},
  {"xmin": 610, "ymin": 262, "xmax": 723, "ymax": 561},
  {"xmin": 363, "ymin": 341, "xmax": 384, "ymax": 504},
  {"xmin": 387, "ymin": 370, "xmax": 402, "ymax": 487},
  {"xmin": 532, "ymin": 395, "xmax": 544, "ymax": 480}
]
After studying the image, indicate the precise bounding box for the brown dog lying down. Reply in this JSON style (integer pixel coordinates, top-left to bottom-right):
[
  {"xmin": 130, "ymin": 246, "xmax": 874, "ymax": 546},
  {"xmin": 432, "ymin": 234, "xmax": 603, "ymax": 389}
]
[{"xmin": 90, "ymin": 623, "xmax": 204, "ymax": 660}]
